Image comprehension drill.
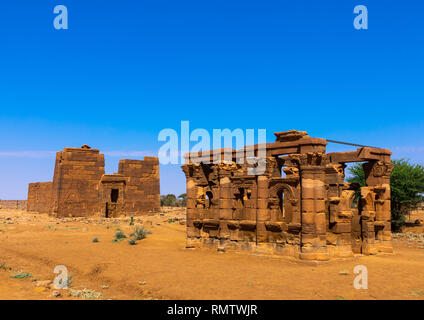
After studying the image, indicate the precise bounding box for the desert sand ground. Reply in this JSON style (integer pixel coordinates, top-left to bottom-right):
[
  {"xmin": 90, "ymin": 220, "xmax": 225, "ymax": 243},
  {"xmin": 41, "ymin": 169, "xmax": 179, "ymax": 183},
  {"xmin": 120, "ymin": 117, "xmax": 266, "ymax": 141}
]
[{"xmin": 0, "ymin": 208, "xmax": 424, "ymax": 300}]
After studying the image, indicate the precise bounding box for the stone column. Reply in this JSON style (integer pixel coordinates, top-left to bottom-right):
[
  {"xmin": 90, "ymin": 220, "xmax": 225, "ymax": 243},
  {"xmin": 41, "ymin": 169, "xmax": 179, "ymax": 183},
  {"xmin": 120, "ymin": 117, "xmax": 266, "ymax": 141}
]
[
  {"xmin": 298, "ymin": 153, "xmax": 329, "ymax": 261},
  {"xmin": 256, "ymin": 175, "xmax": 270, "ymax": 243},
  {"xmin": 358, "ymin": 186, "xmax": 377, "ymax": 255},
  {"xmin": 182, "ymin": 164, "xmax": 199, "ymax": 247},
  {"xmin": 363, "ymin": 161, "xmax": 394, "ymax": 253},
  {"xmin": 219, "ymin": 168, "xmax": 233, "ymax": 240}
]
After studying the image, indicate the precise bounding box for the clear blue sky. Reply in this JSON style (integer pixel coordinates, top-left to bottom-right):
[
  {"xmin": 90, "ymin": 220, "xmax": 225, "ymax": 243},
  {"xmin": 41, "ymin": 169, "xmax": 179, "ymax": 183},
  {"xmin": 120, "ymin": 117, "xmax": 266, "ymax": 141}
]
[{"xmin": 0, "ymin": 1, "xmax": 423, "ymax": 199}]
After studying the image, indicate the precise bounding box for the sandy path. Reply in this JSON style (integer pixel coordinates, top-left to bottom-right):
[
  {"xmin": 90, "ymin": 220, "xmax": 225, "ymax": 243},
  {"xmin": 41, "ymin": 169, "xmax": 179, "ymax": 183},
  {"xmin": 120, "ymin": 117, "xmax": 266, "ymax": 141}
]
[{"xmin": 1, "ymin": 210, "xmax": 424, "ymax": 300}]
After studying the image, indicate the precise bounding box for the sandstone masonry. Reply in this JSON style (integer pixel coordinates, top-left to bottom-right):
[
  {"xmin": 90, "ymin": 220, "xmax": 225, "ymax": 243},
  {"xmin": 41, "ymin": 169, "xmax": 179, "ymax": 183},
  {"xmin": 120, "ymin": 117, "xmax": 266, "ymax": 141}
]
[
  {"xmin": 27, "ymin": 145, "xmax": 160, "ymax": 217},
  {"xmin": 181, "ymin": 130, "xmax": 393, "ymax": 261}
]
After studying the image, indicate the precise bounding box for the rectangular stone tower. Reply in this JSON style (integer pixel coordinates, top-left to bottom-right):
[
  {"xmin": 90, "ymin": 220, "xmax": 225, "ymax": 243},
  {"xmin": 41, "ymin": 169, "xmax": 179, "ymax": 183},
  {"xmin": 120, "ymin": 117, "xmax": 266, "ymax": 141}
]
[
  {"xmin": 118, "ymin": 157, "xmax": 160, "ymax": 214},
  {"xmin": 51, "ymin": 145, "xmax": 105, "ymax": 217},
  {"xmin": 27, "ymin": 145, "xmax": 160, "ymax": 217}
]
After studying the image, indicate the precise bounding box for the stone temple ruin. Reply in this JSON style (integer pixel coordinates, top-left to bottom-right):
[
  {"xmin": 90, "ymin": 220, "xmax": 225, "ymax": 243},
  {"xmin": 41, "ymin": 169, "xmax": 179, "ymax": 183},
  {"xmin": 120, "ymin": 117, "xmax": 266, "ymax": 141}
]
[
  {"xmin": 181, "ymin": 130, "xmax": 393, "ymax": 261},
  {"xmin": 27, "ymin": 145, "xmax": 160, "ymax": 217}
]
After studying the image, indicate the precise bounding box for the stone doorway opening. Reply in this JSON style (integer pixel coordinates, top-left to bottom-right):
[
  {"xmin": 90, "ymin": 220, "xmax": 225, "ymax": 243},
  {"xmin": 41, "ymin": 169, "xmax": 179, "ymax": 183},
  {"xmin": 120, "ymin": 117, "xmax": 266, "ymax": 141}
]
[
  {"xmin": 111, "ymin": 189, "xmax": 119, "ymax": 203},
  {"xmin": 277, "ymin": 189, "xmax": 285, "ymax": 220}
]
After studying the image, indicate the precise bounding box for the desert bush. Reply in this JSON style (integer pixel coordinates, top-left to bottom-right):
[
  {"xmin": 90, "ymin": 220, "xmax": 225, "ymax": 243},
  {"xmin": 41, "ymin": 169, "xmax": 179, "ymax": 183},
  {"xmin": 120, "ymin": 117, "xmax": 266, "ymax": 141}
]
[
  {"xmin": 113, "ymin": 230, "xmax": 127, "ymax": 242},
  {"xmin": 130, "ymin": 226, "xmax": 151, "ymax": 240},
  {"xmin": 11, "ymin": 272, "xmax": 32, "ymax": 279},
  {"xmin": 127, "ymin": 226, "xmax": 152, "ymax": 245}
]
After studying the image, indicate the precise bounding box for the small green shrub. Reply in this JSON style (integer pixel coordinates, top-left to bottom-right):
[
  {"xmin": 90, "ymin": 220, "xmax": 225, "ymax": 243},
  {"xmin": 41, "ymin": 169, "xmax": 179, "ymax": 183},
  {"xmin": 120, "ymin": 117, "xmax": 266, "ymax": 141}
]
[
  {"xmin": 130, "ymin": 226, "xmax": 151, "ymax": 240},
  {"xmin": 11, "ymin": 272, "xmax": 32, "ymax": 279},
  {"xmin": 127, "ymin": 226, "xmax": 152, "ymax": 245},
  {"xmin": 113, "ymin": 231, "xmax": 127, "ymax": 242},
  {"xmin": 92, "ymin": 237, "xmax": 99, "ymax": 243},
  {"xmin": 129, "ymin": 216, "xmax": 134, "ymax": 226}
]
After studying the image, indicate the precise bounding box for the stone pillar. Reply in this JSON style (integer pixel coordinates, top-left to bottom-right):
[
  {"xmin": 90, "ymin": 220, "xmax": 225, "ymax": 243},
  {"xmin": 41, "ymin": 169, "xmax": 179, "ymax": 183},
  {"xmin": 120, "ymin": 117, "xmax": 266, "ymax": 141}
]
[
  {"xmin": 219, "ymin": 171, "xmax": 233, "ymax": 240},
  {"xmin": 363, "ymin": 161, "xmax": 394, "ymax": 253},
  {"xmin": 256, "ymin": 175, "xmax": 270, "ymax": 242},
  {"xmin": 358, "ymin": 186, "xmax": 377, "ymax": 255},
  {"xmin": 182, "ymin": 164, "xmax": 199, "ymax": 247},
  {"xmin": 298, "ymin": 153, "xmax": 329, "ymax": 261}
]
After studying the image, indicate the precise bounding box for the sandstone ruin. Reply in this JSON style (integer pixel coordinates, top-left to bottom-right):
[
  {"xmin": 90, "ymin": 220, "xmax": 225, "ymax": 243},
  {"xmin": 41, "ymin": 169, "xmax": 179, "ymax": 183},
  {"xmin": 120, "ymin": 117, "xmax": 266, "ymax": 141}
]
[
  {"xmin": 181, "ymin": 130, "xmax": 393, "ymax": 261},
  {"xmin": 27, "ymin": 145, "xmax": 160, "ymax": 217},
  {"xmin": 0, "ymin": 200, "xmax": 27, "ymax": 210}
]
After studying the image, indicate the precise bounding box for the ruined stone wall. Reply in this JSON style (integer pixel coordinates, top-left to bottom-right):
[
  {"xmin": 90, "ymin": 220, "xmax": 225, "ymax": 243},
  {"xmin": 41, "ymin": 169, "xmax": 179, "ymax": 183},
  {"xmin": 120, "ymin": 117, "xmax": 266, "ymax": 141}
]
[
  {"xmin": 0, "ymin": 200, "xmax": 27, "ymax": 210},
  {"xmin": 99, "ymin": 174, "xmax": 126, "ymax": 218},
  {"xmin": 118, "ymin": 157, "xmax": 160, "ymax": 214},
  {"xmin": 27, "ymin": 146, "xmax": 161, "ymax": 217},
  {"xmin": 407, "ymin": 203, "xmax": 424, "ymax": 224},
  {"xmin": 51, "ymin": 147, "xmax": 105, "ymax": 217},
  {"xmin": 27, "ymin": 182, "xmax": 52, "ymax": 213},
  {"xmin": 182, "ymin": 130, "xmax": 393, "ymax": 262}
]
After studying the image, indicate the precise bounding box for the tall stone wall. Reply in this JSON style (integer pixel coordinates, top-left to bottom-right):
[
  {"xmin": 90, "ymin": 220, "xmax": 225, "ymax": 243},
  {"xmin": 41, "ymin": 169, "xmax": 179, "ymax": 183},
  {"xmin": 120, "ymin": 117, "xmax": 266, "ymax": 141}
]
[
  {"xmin": 51, "ymin": 146, "xmax": 105, "ymax": 217},
  {"xmin": 118, "ymin": 157, "xmax": 160, "ymax": 214},
  {"xmin": 0, "ymin": 200, "xmax": 27, "ymax": 210},
  {"xmin": 27, "ymin": 182, "xmax": 53, "ymax": 213},
  {"xmin": 26, "ymin": 145, "xmax": 160, "ymax": 217}
]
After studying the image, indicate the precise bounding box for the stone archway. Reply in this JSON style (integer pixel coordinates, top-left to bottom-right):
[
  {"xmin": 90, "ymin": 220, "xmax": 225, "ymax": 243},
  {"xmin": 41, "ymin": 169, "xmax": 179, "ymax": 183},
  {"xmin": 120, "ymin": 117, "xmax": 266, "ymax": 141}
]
[{"xmin": 268, "ymin": 183, "xmax": 296, "ymax": 223}]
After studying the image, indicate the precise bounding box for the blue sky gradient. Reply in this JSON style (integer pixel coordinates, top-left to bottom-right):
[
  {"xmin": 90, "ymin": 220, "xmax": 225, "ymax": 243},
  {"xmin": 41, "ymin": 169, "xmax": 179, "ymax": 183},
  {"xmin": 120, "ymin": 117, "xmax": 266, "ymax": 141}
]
[{"xmin": 0, "ymin": 1, "xmax": 423, "ymax": 199}]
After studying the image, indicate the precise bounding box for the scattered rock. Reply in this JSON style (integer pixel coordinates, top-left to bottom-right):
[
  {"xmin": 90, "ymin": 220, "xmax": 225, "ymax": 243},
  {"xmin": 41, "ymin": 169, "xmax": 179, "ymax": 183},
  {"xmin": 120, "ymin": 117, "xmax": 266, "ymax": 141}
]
[
  {"xmin": 70, "ymin": 288, "xmax": 102, "ymax": 299},
  {"xmin": 35, "ymin": 280, "xmax": 52, "ymax": 288},
  {"xmin": 52, "ymin": 290, "xmax": 61, "ymax": 297}
]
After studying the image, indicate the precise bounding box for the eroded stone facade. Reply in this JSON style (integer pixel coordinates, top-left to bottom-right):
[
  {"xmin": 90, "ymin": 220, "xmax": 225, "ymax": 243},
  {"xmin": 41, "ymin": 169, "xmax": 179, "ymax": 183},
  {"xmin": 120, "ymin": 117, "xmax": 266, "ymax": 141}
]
[
  {"xmin": 118, "ymin": 158, "xmax": 161, "ymax": 214},
  {"xmin": 0, "ymin": 200, "xmax": 27, "ymax": 210},
  {"xmin": 182, "ymin": 130, "xmax": 393, "ymax": 261},
  {"xmin": 27, "ymin": 182, "xmax": 53, "ymax": 213},
  {"xmin": 27, "ymin": 145, "xmax": 160, "ymax": 217}
]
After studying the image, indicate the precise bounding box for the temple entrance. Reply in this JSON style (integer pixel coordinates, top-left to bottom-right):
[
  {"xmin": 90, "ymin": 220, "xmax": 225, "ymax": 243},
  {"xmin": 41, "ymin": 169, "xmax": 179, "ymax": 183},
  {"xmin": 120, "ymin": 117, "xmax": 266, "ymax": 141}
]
[
  {"xmin": 111, "ymin": 189, "xmax": 119, "ymax": 203},
  {"xmin": 105, "ymin": 202, "xmax": 117, "ymax": 218},
  {"xmin": 100, "ymin": 174, "xmax": 126, "ymax": 218}
]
